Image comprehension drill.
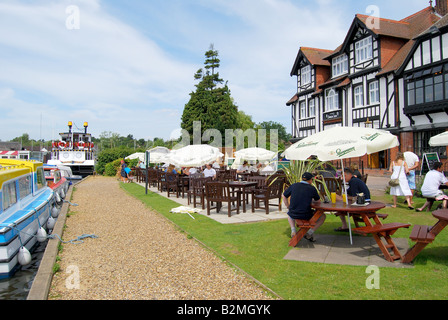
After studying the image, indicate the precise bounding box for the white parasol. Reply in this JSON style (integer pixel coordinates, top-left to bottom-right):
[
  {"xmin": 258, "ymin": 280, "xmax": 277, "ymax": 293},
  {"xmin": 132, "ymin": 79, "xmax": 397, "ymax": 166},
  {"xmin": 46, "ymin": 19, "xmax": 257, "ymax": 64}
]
[
  {"xmin": 166, "ymin": 144, "xmax": 223, "ymax": 168},
  {"xmin": 125, "ymin": 152, "xmax": 145, "ymax": 161},
  {"xmin": 283, "ymin": 126, "xmax": 399, "ymax": 244},
  {"xmin": 429, "ymin": 131, "xmax": 448, "ymax": 147},
  {"xmin": 234, "ymin": 147, "xmax": 277, "ymax": 162},
  {"xmin": 147, "ymin": 146, "xmax": 171, "ymax": 164}
]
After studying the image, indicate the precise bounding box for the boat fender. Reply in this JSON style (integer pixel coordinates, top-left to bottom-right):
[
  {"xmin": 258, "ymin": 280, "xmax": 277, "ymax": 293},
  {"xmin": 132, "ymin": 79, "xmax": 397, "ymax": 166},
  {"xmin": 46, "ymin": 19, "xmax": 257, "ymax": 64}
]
[
  {"xmin": 55, "ymin": 191, "xmax": 61, "ymax": 203},
  {"xmin": 60, "ymin": 189, "xmax": 66, "ymax": 199},
  {"xmin": 18, "ymin": 247, "xmax": 32, "ymax": 266},
  {"xmin": 36, "ymin": 227, "xmax": 48, "ymax": 243},
  {"xmin": 47, "ymin": 216, "xmax": 56, "ymax": 230},
  {"xmin": 51, "ymin": 206, "xmax": 60, "ymax": 218}
]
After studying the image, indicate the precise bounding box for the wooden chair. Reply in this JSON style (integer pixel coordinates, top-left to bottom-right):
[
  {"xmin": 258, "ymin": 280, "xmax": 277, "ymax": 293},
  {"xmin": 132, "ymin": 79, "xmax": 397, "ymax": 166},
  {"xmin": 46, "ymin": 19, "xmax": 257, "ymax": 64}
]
[
  {"xmin": 251, "ymin": 177, "xmax": 284, "ymax": 214},
  {"xmin": 205, "ymin": 181, "xmax": 240, "ymax": 217},
  {"xmin": 164, "ymin": 172, "xmax": 180, "ymax": 198},
  {"xmin": 147, "ymin": 168, "xmax": 158, "ymax": 187},
  {"xmin": 188, "ymin": 177, "xmax": 212, "ymax": 209}
]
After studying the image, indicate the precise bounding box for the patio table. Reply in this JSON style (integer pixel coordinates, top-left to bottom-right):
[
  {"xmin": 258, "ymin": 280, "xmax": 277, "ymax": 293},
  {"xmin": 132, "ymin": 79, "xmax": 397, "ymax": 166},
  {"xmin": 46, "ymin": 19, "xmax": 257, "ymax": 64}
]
[{"xmin": 228, "ymin": 181, "xmax": 258, "ymax": 213}]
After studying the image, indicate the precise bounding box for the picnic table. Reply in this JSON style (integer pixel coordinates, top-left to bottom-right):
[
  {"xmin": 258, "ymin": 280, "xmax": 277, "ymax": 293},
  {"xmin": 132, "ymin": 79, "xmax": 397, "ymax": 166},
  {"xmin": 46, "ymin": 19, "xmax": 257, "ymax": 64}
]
[
  {"xmin": 289, "ymin": 200, "xmax": 411, "ymax": 262},
  {"xmin": 402, "ymin": 209, "xmax": 448, "ymax": 263}
]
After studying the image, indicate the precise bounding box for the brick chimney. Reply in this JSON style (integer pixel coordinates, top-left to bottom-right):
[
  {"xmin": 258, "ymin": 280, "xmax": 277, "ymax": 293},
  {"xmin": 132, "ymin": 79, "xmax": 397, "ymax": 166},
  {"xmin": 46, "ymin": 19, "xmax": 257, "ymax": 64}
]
[{"xmin": 435, "ymin": 0, "xmax": 448, "ymax": 16}]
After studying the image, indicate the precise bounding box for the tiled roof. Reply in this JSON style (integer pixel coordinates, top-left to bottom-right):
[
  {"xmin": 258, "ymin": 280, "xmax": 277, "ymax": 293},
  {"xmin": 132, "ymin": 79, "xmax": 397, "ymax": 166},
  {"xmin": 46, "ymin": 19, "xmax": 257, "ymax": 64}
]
[
  {"xmin": 286, "ymin": 93, "xmax": 298, "ymax": 106},
  {"xmin": 378, "ymin": 8, "xmax": 442, "ymax": 76},
  {"xmin": 301, "ymin": 47, "xmax": 333, "ymax": 66},
  {"xmin": 290, "ymin": 47, "xmax": 333, "ymax": 76}
]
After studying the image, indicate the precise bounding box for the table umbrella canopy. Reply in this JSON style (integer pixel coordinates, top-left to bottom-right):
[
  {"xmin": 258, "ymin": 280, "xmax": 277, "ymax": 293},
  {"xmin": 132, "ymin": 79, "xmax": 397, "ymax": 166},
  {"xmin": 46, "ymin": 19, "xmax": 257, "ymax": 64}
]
[
  {"xmin": 283, "ymin": 127, "xmax": 399, "ymax": 161},
  {"xmin": 147, "ymin": 146, "xmax": 170, "ymax": 163},
  {"xmin": 125, "ymin": 152, "xmax": 145, "ymax": 161},
  {"xmin": 166, "ymin": 144, "xmax": 223, "ymax": 168},
  {"xmin": 234, "ymin": 147, "xmax": 277, "ymax": 162},
  {"xmin": 429, "ymin": 131, "xmax": 448, "ymax": 147}
]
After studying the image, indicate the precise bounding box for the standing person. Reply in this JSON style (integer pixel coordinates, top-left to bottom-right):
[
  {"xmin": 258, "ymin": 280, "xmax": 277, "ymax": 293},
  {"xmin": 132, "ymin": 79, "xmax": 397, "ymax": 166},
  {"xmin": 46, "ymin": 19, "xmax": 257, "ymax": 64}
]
[
  {"xmin": 404, "ymin": 151, "xmax": 420, "ymax": 204},
  {"xmin": 416, "ymin": 162, "xmax": 448, "ymax": 211},
  {"xmin": 120, "ymin": 160, "xmax": 128, "ymax": 182},
  {"xmin": 389, "ymin": 152, "xmax": 413, "ymax": 209},
  {"xmin": 282, "ymin": 172, "xmax": 325, "ymax": 242}
]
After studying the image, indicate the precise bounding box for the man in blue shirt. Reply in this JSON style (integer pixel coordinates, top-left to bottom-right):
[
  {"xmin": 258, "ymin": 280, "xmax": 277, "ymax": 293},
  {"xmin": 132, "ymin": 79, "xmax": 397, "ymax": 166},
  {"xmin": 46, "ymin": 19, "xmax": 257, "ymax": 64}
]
[
  {"xmin": 282, "ymin": 172, "xmax": 325, "ymax": 242},
  {"xmin": 335, "ymin": 168, "xmax": 371, "ymax": 231}
]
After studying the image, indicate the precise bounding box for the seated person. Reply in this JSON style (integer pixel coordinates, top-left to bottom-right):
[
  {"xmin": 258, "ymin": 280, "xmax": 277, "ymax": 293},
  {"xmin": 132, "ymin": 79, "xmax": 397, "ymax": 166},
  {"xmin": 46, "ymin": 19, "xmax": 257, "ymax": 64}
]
[
  {"xmin": 237, "ymin": 160, "xmax": 249, "ymax": 173},
  {"xmin": 261, "ymin": 162, "xmax": 275, "ymax": 175},
  {"xmin": 416, "ymin": 162, "xmax": 448, "ymax": 211},
  {"xmin": 203, "ymin": 163, "xmax": 216, "ymax": 179},
  {"xmin": 335, "ymin": 168, "xmax": 371, "ymax": 231},
  {"xmin": 282, "ymin": 172, "xmax": 326, "ymax": 242},
  {"xmin": 165, "ymin": 164, "xmax": 178, "ymax": 174}
]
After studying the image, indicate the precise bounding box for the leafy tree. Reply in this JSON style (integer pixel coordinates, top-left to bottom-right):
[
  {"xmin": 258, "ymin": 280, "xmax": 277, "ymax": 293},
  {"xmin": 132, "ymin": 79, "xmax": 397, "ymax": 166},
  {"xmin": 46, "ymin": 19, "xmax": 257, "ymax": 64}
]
[{"xmin": 181, "ymin": 44, "xmax": 239, "ymax": 144}]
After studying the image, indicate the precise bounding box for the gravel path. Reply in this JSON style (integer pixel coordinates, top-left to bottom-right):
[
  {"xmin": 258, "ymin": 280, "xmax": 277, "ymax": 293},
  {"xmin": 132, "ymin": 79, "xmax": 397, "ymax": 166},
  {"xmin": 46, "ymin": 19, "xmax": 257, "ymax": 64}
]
[{"xmin": 49, "ymin": 176, "xmax": 274, "ymax": 300}]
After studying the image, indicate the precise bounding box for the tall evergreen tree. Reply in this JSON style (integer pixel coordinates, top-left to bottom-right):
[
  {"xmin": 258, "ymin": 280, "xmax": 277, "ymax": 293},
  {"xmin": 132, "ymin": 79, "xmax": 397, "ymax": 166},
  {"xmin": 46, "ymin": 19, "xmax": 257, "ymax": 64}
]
[{"xmin": 181, "ymin": 44, "xmax": 239, "ymax": 144}]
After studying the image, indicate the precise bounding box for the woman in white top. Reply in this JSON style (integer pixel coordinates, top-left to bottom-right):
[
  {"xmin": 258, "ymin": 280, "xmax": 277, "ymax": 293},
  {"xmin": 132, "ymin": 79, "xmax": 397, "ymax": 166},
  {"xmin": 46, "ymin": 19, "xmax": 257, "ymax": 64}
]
[{"xmin": 389, "ymin": 152, "xmax": 413, "ymax": 209}]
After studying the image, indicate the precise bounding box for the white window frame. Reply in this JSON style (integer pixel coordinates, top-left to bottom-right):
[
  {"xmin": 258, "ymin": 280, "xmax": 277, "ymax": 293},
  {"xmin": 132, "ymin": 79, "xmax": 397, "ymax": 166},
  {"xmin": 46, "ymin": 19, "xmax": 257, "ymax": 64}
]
[
  {"xmin": 369, "ymin": 81, "xmax": 379, "ymax": 104},
  {"xmin": 301, "ymin": 65, "xmax": 311, "ymax": 85},
  {"xmin": 299, "ymin": 101, "xmax": 307, "ymax": 118},
  {"xmin": 308, "ymin": 99, "xmax": 315, "ymax": 117},
  {"xmin": 354, "ymin": 85, "xmax": 364, "ymax": 107},
  {"xmin": 332, "ymin": 54, "xmax": 348, "ymax": 77},
  {"xmin": 355, "ymin": 36, "xmax": 373, "ymax": 64},
  {"xmin": 325, "ymin": 88, "xmax": 339, "ymax": 111}
]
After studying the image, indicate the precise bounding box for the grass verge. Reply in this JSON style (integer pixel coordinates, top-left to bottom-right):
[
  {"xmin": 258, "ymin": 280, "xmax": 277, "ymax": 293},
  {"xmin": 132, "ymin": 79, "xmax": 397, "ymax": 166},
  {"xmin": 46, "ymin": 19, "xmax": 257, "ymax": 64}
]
[{"xmin": 121, "ymin": 182, "xmax": 448, "ymax": 300}]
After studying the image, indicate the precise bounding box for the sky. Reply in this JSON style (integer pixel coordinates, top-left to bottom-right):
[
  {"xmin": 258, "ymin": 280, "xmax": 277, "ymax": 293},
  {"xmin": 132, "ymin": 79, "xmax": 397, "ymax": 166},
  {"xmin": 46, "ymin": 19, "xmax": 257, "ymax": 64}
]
[{"xmin": 0, "ymin": 0, "xmax": 429, "ymax": 142}]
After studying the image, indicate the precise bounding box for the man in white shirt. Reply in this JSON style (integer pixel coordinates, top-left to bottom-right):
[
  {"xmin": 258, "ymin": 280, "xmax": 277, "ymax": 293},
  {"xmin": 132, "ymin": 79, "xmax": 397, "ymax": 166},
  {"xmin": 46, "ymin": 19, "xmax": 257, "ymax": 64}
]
[
  {"xmin": 417, "ymin": 162, "xmax": 448, "ymax": 211},
  {"xmin": 203, "ymin": 163, "xmax": 216, "ymax": 179},
  {"xmin": 404, "ymin": 151, "xmax": 420, "ymax": 203},
  {"xmin": 237, "ymin": 161, "xmax": 249, "ymax": 173}
]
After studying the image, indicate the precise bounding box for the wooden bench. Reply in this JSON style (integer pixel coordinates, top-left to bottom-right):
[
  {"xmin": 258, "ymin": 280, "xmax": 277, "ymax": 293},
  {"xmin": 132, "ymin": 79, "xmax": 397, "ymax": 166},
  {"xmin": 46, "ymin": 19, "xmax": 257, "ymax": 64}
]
[
  {"xmin": 402, "ymin": 209, "xmax": 448, "ymax": 264},
  {"xmin": 289, "ymin": 211, "xmax": 324, "ymax": 247},
  {"xmin": 353, "ymin": 222, "xmax": 411, "ymax": 262}
]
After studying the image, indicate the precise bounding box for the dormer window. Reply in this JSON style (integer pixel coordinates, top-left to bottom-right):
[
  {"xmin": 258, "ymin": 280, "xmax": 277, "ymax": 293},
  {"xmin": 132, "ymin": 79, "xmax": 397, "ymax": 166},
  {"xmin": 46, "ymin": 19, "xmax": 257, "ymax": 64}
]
[
  {"xmin": 332, "ymin": 54, "xmax": 348, "ymax": 77},
  {"xmin": 301, "ymin": 65, "xmax": 311, "ymax": 85},
  {"xmin": 355, "ymin": 36, "xmax": 373, "ymax": 64}
]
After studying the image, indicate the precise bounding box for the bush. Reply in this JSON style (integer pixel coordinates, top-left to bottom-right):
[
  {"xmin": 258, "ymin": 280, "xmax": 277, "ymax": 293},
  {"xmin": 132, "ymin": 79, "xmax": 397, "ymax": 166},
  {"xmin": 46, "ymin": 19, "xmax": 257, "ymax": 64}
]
[
  {"xmin": 103, "ymin": 158, "xmax": 140, "ymax": 177},
  {"xmin": 96, "ymin": 147, "xmax": 144, "ymax": 174}
]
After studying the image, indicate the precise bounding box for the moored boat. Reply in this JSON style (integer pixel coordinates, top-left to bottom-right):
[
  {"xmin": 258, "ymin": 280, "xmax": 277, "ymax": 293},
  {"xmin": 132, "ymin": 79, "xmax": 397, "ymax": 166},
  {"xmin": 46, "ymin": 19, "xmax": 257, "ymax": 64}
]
[
  {"xmin": 0, "ymin": 159, "xmax": 55, "ymax": 279},
  {"xmin": 47, "ymin": 121, "xmax": 96, "ymax": 177},
  {"xmin": 43, "ymin": 166, "xmax": 69, "ymax": 204}
]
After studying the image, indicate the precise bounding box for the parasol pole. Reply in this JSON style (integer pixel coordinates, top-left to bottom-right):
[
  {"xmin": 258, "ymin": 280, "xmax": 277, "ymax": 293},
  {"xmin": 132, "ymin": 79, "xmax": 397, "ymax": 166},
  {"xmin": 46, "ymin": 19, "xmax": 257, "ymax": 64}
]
[{"xmin": 341, "ymin": 159, "xmax": 353, "ymax": 245}]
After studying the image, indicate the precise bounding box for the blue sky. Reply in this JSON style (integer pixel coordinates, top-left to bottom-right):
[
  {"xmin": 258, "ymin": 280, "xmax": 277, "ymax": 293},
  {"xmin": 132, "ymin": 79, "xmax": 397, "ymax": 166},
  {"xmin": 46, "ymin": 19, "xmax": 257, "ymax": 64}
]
[{"xmin": 0, "ymin": 0, "xmax": 429, "ymax": 142}]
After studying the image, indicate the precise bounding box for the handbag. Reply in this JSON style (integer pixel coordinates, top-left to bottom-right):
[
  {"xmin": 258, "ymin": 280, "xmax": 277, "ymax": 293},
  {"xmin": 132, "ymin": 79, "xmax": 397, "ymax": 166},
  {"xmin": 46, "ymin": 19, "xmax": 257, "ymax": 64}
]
[{"xmin": 388, "ymin": 163, "xmax": 402, "ymax": 187}]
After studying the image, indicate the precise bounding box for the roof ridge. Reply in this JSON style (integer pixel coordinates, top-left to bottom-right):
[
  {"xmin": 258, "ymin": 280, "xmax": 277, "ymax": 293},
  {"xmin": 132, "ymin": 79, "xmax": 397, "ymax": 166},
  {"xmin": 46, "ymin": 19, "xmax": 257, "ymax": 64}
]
[
  {"xmin": 300, "ymin": 47, "xmax": 333, "ymax": 53},
  {"xmin": 356, "ymin": 13, "xmax": 410, "ymax": 26},
  {"xmin": 400, "ymin": 6, "xmax": 434, "ymax": 22}
]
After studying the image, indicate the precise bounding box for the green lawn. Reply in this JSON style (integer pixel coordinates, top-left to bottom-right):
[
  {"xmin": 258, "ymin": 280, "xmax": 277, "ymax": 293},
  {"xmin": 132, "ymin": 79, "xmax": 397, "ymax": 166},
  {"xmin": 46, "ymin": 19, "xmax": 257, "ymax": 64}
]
[{"xmin": 121, "ymin": 182, "xmax": 448, "ymax": 300}]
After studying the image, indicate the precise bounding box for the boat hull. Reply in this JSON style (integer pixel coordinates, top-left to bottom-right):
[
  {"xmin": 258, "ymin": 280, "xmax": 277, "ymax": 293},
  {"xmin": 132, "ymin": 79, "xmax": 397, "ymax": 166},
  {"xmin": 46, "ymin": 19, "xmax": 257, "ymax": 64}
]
[{"xmin": 0, "ymin": 189, "xmax": 53, "ymax": 279}]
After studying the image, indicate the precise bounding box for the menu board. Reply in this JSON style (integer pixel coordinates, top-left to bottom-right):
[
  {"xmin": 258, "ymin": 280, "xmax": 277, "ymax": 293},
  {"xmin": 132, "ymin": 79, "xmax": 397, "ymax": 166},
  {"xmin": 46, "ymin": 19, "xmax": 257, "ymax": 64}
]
[{"xmin": 421, "ymin": 152, "xmax": 440, "ymax": 174}]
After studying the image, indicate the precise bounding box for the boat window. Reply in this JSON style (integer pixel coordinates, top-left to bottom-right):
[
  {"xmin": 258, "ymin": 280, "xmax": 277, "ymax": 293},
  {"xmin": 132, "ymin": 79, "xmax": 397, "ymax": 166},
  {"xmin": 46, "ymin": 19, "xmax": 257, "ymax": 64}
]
[
  {"xmin": 18, "ymin": 175, "xmax": 32, "ymax": 200},
  {"xmin": 54, "ymin": 170, "xmax": 61, "ymax": 183},
  {"xmin": 36, "ymin": 167, "xmax": 46, "ymax": 190},
  {"xmin": 2, "ymin": 181, "xmax": 17, "ymax": 211}
]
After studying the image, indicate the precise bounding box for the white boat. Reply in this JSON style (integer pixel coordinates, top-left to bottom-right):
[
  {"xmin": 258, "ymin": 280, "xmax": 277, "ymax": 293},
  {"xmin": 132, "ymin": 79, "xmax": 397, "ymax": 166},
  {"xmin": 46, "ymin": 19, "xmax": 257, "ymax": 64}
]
[
  {"xmin": 0, "ymin": 159, "xmax": 56, "ymax": 279},
  {"xmin": 47, "ymin": 121, "xmax": 96, "ymax": 177}
]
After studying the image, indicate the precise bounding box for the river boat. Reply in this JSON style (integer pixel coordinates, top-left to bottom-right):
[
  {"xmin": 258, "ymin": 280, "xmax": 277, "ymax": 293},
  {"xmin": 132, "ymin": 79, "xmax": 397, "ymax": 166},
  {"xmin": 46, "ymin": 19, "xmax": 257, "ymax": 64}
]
[
  {"xmin": 0, "ymin": 159, "xmax": 55, "ymax": 279},
  {"xmin": 47, "ymin": 121, "xmax": 95, "ymax": 177},
  {"xmin": 43, "ymin": 166, "xmax": 69, "ymax": 204}
]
